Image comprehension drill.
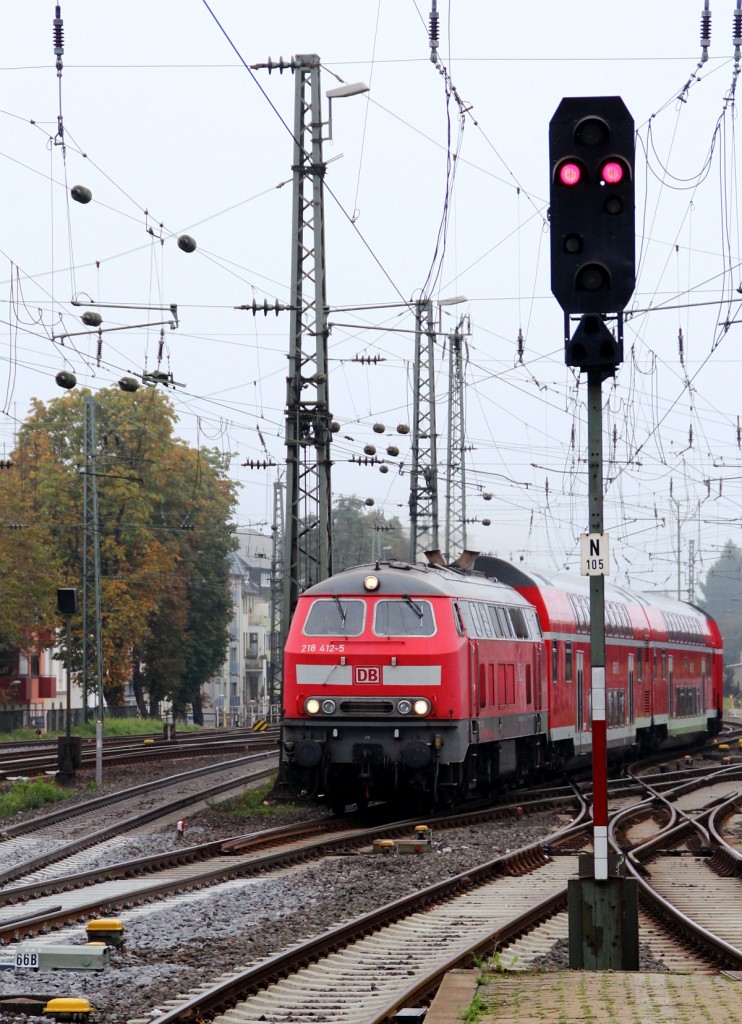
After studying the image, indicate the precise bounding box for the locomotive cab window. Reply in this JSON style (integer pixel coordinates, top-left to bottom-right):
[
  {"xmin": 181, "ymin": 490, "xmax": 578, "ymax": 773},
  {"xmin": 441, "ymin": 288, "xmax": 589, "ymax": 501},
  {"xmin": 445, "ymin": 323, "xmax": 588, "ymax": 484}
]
[
  {"xmin": 304, "ymin": 598, "xmax": 365, "ymax": 636},
  {"xmin": 374, "ymin": 598, "xmax": 435, "ymax": 636}
]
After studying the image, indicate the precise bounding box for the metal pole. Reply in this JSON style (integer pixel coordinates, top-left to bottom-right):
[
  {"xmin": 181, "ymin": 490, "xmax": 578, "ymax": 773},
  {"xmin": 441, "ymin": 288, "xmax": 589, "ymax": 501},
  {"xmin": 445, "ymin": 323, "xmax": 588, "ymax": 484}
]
[
  {"xmin": 65, "ymin": 614, "xmax": 72, "ymax": 744},
  {"xmin": 587, "ymin": 369, "xmax": 608, "ymax": 882}
]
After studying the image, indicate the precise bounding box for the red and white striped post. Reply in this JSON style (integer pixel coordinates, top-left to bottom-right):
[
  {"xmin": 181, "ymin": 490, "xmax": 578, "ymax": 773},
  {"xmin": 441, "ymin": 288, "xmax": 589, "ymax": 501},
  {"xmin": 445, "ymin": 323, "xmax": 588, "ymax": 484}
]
[{"xmin": 587, "ymin": 372, "xmax": 608, "ymax": 881}]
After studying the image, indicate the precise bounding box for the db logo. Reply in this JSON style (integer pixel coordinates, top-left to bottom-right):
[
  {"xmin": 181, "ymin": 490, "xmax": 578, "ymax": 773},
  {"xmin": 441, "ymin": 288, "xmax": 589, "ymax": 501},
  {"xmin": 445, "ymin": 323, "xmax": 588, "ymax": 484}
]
[{"xmin": 354, "ymin": 666, "xmax": 381, "ymax": 684}]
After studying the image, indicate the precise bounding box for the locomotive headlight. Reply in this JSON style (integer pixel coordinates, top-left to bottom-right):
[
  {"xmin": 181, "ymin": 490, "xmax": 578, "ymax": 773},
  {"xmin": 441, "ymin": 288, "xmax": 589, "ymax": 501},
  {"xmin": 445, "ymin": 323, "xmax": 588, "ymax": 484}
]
[
  {"xmin": 305, "ymin": 698, "xmax": 321, "ymax": 715},
  {"xmin": 321, "ymin": 699, "xmax": 336, "ymax": 714},
  {"xmin": 413, "ymin": 698, "xmax": 431, "ymax": 716},
  {"xmin": 363, "ymin": 574, "xmax": 380, "ymax": 591},
  {"xmin": 397, "ymin": 699, "xmax": 412, "ymax": 715}
]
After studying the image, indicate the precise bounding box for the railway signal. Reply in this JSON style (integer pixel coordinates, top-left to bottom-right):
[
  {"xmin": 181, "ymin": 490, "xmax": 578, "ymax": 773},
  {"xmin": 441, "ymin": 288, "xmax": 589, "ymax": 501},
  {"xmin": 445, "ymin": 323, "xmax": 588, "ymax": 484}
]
[{"xmin": 549, "ymin": 97, "xmax": 635, "ymax": 331}]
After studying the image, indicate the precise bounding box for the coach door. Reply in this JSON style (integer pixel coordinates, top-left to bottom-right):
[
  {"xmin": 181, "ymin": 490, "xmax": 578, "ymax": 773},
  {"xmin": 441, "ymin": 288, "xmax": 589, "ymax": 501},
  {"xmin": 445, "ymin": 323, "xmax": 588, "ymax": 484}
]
[
  {"xmin": 628, "ymin": 653, "xmax": 635, "ymax": 725},
  {"xmin": 576, "ymin": 650, "xmax": 584, "ymax": 734}
]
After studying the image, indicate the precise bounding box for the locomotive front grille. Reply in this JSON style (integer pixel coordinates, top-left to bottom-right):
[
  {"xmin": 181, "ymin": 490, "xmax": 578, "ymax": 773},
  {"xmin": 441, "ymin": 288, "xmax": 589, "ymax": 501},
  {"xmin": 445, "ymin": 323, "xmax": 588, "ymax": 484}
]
[{"xmin": 339, "ymin": 699, "xmax": 396, "ymax": 715}]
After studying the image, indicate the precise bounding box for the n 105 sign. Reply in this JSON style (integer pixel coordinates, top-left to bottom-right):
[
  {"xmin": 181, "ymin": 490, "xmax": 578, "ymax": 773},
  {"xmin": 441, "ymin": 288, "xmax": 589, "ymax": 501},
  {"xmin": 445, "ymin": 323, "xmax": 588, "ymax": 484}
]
[{"xmin": 580, "ymin": 533, "xmax": 609, "ymax": 576}]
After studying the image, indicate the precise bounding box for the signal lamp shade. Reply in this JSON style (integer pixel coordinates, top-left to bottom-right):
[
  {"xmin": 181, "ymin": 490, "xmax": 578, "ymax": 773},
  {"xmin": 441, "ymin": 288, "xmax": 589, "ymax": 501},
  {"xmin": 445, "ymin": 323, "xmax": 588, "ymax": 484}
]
[
  {"xmin": 601, "ymin": 161, "xmax": 624, "ymax": 184},
  {"xmin": 55, "ymin": 370, "xmax": 77, "ymax": 390},
  {"xmin": 177, "ymin": 234, "xmax": 197, "ymax": 253},
  {"xmin": 558, "ymin": 162, "xmax": 582, "ymax": 186},
  {"xmin": 57, "ymin": 588, "xmax": 78, "ymax": 615},
  {"xmin": 71, "ymin": 185, "xmax": 92, "ymax": 204}
]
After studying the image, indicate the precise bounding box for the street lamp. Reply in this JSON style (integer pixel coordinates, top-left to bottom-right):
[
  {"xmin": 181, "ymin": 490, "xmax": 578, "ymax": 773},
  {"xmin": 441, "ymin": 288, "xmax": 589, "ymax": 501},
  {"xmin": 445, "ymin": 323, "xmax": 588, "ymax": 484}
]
[{"xmin": 325, "ymin": 81, "xmax": 369, "ymax": 140}]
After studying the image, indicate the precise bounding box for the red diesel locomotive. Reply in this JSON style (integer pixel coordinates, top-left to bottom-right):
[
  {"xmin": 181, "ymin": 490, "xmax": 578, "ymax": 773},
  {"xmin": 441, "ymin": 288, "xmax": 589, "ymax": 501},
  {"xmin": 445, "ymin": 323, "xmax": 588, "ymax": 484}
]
[{"xmin": 280, "ymin": 553, "xmax": 723, "ymax": 812}]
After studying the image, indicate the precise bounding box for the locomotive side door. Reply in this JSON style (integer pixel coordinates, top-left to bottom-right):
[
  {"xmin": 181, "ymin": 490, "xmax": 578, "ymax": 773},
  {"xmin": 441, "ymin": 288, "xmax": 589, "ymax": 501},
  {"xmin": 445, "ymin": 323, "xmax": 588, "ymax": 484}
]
[{"xmin": 469, "ymin": 640, "xmax": 480, "ymax": 718}]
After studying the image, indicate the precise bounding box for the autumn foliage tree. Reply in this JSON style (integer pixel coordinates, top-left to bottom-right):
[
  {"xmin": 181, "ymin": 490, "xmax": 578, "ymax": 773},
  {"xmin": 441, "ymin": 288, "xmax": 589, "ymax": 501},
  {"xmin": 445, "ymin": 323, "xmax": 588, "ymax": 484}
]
[{"xmin": 9, "ymin": 386, "xmax": 236, "ymax": 720}]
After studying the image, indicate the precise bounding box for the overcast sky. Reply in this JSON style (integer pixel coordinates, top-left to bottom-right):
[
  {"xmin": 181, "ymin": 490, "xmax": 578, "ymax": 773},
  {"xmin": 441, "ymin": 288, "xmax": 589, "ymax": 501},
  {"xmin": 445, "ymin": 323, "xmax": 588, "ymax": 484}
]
[{"xmin": 3, "ymin": 1, "xmax": 742, "ymax": 599}]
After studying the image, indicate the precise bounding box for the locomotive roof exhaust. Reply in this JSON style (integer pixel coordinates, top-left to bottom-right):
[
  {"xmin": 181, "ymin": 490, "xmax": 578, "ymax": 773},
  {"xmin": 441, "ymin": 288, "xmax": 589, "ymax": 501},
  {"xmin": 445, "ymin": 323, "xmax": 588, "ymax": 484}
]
[{"xmin": 425, "ymin": 549, "xmax": 480, "ymax": 570}]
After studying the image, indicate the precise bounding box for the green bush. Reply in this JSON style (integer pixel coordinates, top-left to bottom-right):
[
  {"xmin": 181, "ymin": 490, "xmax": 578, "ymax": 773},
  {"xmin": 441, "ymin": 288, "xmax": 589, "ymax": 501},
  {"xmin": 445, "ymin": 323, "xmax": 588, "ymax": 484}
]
[{"xmin": 0, "ymin": 779, "xmax": 68, "ymax": 819}]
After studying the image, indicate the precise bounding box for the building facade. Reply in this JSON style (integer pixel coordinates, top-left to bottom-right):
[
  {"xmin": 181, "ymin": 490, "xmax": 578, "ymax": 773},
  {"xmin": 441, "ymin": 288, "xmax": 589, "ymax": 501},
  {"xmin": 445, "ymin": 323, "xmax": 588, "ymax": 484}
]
[{"xmin": 203, "ymin": 529, "xmax": 275, "ymax": 725}]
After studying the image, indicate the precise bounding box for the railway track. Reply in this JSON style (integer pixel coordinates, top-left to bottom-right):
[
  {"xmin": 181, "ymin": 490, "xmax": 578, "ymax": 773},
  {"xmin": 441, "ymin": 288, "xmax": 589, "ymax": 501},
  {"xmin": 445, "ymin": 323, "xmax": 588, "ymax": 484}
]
[
  {"xmin": 0, "ymin": 751, "xmax": 278, "ymax": 888},
  {"xmin": 0, "ymin": 754, "xmax": 737, "ymax": 1024},
  {"xmin": 0, "ymin": 728, "xmax": 278, "ymax": 780},
  {"xmin": 122, "ymin": 765, "xmax": 742, "ymax": 1024}
]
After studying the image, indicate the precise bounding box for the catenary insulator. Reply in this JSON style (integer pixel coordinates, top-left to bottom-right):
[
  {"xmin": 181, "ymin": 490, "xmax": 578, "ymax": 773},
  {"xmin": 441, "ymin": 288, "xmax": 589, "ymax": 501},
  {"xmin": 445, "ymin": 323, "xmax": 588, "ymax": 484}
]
[
  {"xmin": 53, "ymin": 6, "xmax": 64, "ymax": 55},
  {"xmin": 700, "ymin": 4, "xmax": 712, "ymax": 62}
]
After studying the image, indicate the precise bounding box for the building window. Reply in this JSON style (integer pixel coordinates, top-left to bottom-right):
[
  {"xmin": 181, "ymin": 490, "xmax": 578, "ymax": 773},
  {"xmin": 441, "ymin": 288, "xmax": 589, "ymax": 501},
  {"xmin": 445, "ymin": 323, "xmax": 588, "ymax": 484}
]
[{"xmin": 249, "ymin": 632, "xmax": 259, "ymax": 658}]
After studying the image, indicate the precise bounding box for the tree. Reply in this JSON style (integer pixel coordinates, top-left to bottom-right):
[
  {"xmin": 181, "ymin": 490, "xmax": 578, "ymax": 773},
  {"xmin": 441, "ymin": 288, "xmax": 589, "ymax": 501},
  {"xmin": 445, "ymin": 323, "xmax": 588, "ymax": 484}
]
[
  {"xmin": 11, "ymin": 386, "xmax": 237, "ymax": 716},
  {"xmin": 0, "ymin": 440, "xmax": 62, "ymax": 652},
  {"xmin": 697, "ymin": 540, "xmax": 742, "ymax": 686},
  {"xmin": 331, "ymin": 496, "xmax": 409, "ymax": 571}
]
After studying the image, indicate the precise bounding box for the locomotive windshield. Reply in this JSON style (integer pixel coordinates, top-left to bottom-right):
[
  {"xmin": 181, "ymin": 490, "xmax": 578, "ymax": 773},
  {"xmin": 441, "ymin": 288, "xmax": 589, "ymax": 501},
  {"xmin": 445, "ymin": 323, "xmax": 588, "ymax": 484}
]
[
  {"xmin": 374, "ymin": 599, "xmax": 435, "ymax": 636},
  {"xmin": 304, "ymin": 598, "xmax": 364, "ymax": 636}
]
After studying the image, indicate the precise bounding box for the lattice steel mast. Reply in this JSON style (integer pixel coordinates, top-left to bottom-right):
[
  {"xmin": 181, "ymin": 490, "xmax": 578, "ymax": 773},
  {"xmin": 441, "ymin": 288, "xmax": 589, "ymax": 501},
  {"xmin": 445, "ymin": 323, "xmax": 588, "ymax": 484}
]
[
  {"xmin": 282, "ymin": 54, "xmax": 333, "ymax": 632},
  {"xmin": 445, "ymin": 320, "xmax": 468, "ymax": 562},
  {"xmin": 409, "ymin": 300, "xmax": 439, "ymax": 562}
]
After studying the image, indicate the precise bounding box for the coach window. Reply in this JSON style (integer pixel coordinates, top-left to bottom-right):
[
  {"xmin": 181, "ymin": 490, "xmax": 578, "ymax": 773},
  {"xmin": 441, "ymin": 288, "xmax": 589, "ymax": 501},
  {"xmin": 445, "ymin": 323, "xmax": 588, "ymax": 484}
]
[
  {"xmin": 565, "ymin": 641, "xmax": 573, "ymax": 683},
  {"xmin": 375, "ymin": 599, "xmax": 435, "ymax": 637},
  {"xmin": 661, "ymin": 648, "xmax": 667, "ymax": 681},
  {"xmin": 305, "ymin": 599, "xmax": 364, "ymax": 636},
  {"xmin": 636, "ymin": 647, "xmax": 643, "ymax": 683}
]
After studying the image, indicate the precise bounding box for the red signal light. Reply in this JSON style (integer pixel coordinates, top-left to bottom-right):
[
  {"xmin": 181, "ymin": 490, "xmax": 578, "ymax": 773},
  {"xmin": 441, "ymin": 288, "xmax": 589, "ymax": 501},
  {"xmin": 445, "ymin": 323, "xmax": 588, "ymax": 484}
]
[
  {"xmin": 559, "ymin": 162, "xmax": 582, "ymax": 186},
  {"xmin": 601, "ymin": 160, "xmax": 624, "ymax": 185}
]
